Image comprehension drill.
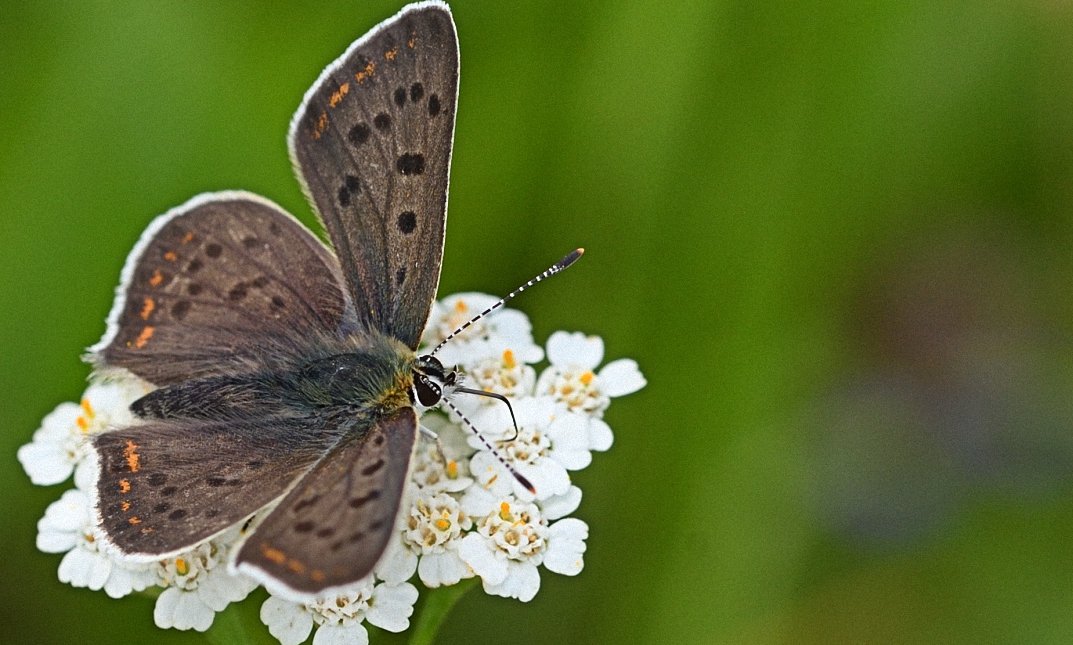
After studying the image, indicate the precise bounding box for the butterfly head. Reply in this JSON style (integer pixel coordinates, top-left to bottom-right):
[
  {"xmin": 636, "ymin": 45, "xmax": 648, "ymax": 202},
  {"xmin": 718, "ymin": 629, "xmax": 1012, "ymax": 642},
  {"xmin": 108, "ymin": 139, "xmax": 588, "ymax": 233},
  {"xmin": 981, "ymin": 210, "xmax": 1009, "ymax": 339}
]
[{"xmin": 412, "ymin": 354, "xmax": 457, "ymax": 407}]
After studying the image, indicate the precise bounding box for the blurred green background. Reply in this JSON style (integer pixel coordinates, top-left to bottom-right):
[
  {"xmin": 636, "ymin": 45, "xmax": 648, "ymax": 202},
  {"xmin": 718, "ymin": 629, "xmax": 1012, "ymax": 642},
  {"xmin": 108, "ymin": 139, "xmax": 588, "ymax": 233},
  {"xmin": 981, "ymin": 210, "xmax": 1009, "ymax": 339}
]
[{"xmin": 5, "ymin": 0, "xmax": 1073, "ymax": 643}]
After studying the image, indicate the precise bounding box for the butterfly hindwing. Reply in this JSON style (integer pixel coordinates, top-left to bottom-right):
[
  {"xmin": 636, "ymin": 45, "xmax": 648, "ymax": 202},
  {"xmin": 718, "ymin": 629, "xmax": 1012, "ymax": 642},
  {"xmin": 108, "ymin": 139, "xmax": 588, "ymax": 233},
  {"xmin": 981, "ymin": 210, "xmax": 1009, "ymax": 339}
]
[
  {"xmin": 93, "ymin": 415, "xmax": 345, "ymax": 558},
  {"xmin": 234, "ymin": 407, "xmax": 418, "ymax": 596},
  {"xmin": 91, "ymin": 192, "xmax": 355, "ymax": 385},
  {"xmin": 289, "ymin": 2, "xmax": 458, "ymax": 349}
]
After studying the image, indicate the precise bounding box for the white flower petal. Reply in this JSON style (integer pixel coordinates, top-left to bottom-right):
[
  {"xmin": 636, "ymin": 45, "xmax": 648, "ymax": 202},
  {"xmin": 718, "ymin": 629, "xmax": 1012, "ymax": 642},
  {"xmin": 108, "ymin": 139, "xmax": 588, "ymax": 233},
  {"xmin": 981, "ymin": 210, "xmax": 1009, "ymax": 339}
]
[
  {"xmin": 546, "ymin": 331, "xmax": 603, "ymax": 370},
  {"xmin": 103, "ymin": 565, "xmax": 154, "ymax": 599},
  {"xmin": 417, "ymin": 550, "xmax": 473, "ymax": 588},
  {"xmin": 36, "ymin": 529, "xmax": 77, "ymax": 554},
  {"xmin": 366, "ymin": 582, "xmax": 419, "ymax": 632},
  {"xmin": 313, "ymin": 623, "xmax": 368, "ymax": 645},
  {"xmin": 375, "ymin": 534, "xmax": 418, "ymax": 585},
  {"xmin": 197, "ymin": 566, "xmax": 255, "ymax": 611},
  {"xmin": 540, "ymin": 486, "xmax": 582, "ymax": 521},
  {"xmin": 154, "ymin": 586, "xmax": 182, "ymax": 629},
  {"xmin": 545, "ymin": 518, "xmax": 588, "ymax": 576},
  {"xmin": 460, "ymin": 485, "xmax": 499, "ymax": 517},
  {"xmin": 18, "ymin": 441, "xmax": 73, "ymax": 486},
  {"xmin": 86, "ymin": 549, "xmax": 113, "ymax": 590},
  {"xmin": 457, "ymin": 534, "xmax": 508, "ymax": 585},
  {"xmin": 484, "ymin": 560, "xmax": 541, "ymax": 602},
  {"xmin": 587, "ymin": 418, "xmax": 614, "ymax": 452},
  {"xmin": 74, "ymin": 458, "xmax": 99, "ymax": 491},
  {"xmin": 261, "ymin": 596, "xmax": 313, "ymax": 645},
  {"xmin": 598, "ymin": 359, "xmax": 646, "ymax": 397},
  {"xmin": 521, "ymin": 458, "xmax": 570, "ymax": 501},
  {"xmin": 58, "ymin": 547, "xmax": 100, "ymax": 587},
  {"xmin": 159, "ymin": 588, "xmax": 216, "ymax": 632}
]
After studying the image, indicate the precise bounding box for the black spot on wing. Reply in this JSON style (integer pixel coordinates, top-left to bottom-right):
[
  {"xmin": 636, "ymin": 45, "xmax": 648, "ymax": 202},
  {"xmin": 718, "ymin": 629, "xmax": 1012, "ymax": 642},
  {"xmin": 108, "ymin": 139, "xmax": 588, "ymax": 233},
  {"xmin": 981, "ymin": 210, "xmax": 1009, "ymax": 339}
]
[
  {"xmin": 428, "ymin": 94, "xmax": 441, "ymax": 116},
  {"xmin": 397, "ymin": 211, "xmax": 417, "ymax": 234},
  {"xmin": 397, "ymin": 154, "xmax": 424, "ymax": 175},
  {"xmin": 348, "ymin": 123, "xmax": 370, "ymax": 145},
  {"xmin": 348, "ymin": 490, "xmax": 381, "ymax": 508},
  {"xmin": 374, "ymin": 113, "xmax": 391, "ymax": 131},
  {"xmin": 394, "ymin": 87, "xmax": 407, "ymax": 107},
  {"xmin": 205, "ymin": 243, "xmax": 222, "ymax": 258},
  {"xmin": 171, "ymin": 300, "xmax": 191, "ymax": 321},
  {"xmin": 410, "ymin": 83, "xmax": 424, "ymax": 103}
]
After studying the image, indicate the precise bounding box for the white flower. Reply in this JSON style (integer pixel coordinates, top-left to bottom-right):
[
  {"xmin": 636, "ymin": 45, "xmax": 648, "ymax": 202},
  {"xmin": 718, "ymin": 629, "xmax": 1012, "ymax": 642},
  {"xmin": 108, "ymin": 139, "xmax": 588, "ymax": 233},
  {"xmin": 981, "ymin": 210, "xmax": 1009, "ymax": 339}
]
[
  {"xmin": 466, "ymin": 397, "xmax": 590, "ymax": 501},
  {"xmin": 260, "ymin": 578, "xmax": 419, "ymax": 645},
  {"xmin": 449, "ymin": 348, "xmax": 539, "ymax": 431},
  {"xmin": 457, "ymin": 494, "xmax": 588, "ymax": 602},
  {"xmin": 535, "ymin": 331, "xmax": 646, "ymax": 420},
  {"xmin": 36, "ymin": 488, "xmax": 156, "ymax": 598},
  {"xmin": 400, "ymin": 490, "xmax": 474, "ymax": 588},
  {"xmin": 18, "ymin": 380, "xmax": 150, "ymax": 486},
  {"xmin": 421, "ymin": 293, "xmax": 543, "ymax": 368},
  {"xmin": 154, "ymin": 534, "xmax": 257, "ymax": 632},
  {"xmin": 408, "ymin": 421, "xmax": 474, "ymax": 494}
]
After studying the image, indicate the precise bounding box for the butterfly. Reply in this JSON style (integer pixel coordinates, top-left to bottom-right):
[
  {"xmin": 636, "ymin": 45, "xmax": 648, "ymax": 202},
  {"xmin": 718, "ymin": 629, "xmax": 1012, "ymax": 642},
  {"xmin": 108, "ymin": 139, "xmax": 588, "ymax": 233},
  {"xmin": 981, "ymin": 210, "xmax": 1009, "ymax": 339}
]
[{"xmin": 86, "ymin": 2, "xmax": 467, "ymax": 600}]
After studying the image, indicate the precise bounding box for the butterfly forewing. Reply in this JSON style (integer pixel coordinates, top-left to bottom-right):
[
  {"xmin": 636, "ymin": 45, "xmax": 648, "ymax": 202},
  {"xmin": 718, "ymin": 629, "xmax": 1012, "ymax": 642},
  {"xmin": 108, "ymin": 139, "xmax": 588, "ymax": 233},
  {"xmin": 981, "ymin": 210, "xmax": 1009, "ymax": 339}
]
[
  {"xmin": 234, "ymin": 408, "xmax": 418, "ymax": 595},
  {"xmin": 94, "ymin": 415, "xmax": 345, "ymax": 558},
  {"xmin": 290, "ymin": 3, "xmax": 458, "ymax": 349},
  {"xmin": 92, "ymin": 192, "xmax": 354, "ymax": 385}
]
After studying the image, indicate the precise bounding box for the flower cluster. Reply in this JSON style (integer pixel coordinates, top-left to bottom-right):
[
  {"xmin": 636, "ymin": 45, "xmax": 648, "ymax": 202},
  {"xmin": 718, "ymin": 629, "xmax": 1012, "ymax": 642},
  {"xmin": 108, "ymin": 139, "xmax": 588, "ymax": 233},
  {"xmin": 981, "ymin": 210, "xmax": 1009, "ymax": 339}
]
[{"xmin": 19, "ymin": 292, "xmax": 644, "ymax": 643}]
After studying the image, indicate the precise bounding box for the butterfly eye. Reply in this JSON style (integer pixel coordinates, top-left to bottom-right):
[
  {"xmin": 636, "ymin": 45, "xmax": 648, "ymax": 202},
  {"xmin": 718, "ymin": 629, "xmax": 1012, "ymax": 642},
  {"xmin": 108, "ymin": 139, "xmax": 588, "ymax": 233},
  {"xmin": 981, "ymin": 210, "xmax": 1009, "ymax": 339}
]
[{"xmin": 414, "ymin": 375, "xmax": 441, "ymax": 407}]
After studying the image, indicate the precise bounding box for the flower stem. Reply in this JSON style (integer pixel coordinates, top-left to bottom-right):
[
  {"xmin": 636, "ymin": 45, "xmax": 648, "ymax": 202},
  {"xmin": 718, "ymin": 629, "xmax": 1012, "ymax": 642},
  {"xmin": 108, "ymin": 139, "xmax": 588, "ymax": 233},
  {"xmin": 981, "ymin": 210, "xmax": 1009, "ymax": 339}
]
[{"xmin": 407, "ymin": 578, "xmax": 479, "ymax": 645}]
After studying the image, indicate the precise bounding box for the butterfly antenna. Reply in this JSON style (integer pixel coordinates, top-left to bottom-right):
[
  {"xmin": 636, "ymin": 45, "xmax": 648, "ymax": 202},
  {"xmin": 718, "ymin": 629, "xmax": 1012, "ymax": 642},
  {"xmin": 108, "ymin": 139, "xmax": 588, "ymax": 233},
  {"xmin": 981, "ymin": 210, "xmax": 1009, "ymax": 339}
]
[
  {"xmin": 429, "ymin": 248, "xmax": 584, "ymax": 357},
  {"xmin": 440, "ymin": 395, "xmax": 536, "ymax": 494}
]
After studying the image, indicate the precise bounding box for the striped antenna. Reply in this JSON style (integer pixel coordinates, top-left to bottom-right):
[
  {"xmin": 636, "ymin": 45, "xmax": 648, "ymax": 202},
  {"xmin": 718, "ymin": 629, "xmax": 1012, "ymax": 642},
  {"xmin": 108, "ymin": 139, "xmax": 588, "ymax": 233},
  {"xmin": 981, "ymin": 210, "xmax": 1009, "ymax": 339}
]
[
  {"xmin": 429, "ymin": 248, "xmax": 584, "ymax": 357},
  {"xmin": 440, "ymin": 395, "xmax": 535, "ymax": 494}
]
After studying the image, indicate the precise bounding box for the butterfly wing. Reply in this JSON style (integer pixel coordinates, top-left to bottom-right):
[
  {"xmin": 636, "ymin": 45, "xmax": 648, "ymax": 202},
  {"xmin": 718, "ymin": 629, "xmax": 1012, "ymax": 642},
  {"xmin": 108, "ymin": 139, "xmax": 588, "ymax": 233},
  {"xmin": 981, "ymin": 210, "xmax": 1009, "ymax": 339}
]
[
  {"xmin": 233, "ymin": 407, "xmax": 418, "ymax": 597},
  {"xmin": 90, "ymin": 191, "xmax": 355, "ymax": 385},
  {"xmin": 93, "ymin": 414, "xmax": 345, "ymax": 559},
  {"xmin": 289, "ymin": 2, "xmax": 458, "ymax": 349}
]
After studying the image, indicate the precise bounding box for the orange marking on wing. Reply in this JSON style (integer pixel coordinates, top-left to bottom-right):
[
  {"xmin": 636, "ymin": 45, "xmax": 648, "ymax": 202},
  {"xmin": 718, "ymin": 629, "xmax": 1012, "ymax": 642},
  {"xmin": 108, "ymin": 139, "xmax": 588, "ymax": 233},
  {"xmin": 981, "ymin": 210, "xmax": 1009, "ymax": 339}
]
[
  {"xmin": 134, "ymin": 326, "xmax": 155, "ymax": 349},
  {"xmin": 121, "ymin": 501, "xmax": 130, "ymax": 512},
  {"xmin": 355, "ymin": 61, "xmax": 376, "ymax": 84},
  {"xmin": 329, "ymin": 83, "xmax": 349, "ymax": 108},
  {"xmin": 310, "ymin": 569, "xmax": 325, "ymax": 582},
  {"xmin": 385, "ymin": 45, "xmax": 398, "ymax": 60},
  {"xmin": 128, "ymin": 516, "xmax": 141, "ymax": 525},
  {"xmin": 312, "ymin": 111, "xmax": 329, "ymax": 139},
  {"xmin": 260, "ymin": 543, "xmax": 287, "ymax": 564},
  {"xmin": 164, "ymin": 251, "xmax": 177, "ymax": 262},
  {"xmin": 123, "ymin": 440, "xmax": 141, "ymax": 473},
  {"xmin": 141, "ymin": 527, "xmax": 154, "ymax": 534},
  {"xmin": 149, "ymin": 269, "xmax": 163, "ymax": 287},
  {"xmin": 286, "ymin": 559, "xmax": 307, "ymax": 574},
  {"xmin": 119, "ymin": 479, "xmax": 131, "ymax": 493},
  {"xmin": 181, "ymin": 232, "xmax": 195, "ymax": 244},
  {"xmin": 408, "ymin": 38, "xmax": 415, "ymax": 49},
  {"xmin": 140, "ymin": 297, "xmax": 155, "ymax": 320}
]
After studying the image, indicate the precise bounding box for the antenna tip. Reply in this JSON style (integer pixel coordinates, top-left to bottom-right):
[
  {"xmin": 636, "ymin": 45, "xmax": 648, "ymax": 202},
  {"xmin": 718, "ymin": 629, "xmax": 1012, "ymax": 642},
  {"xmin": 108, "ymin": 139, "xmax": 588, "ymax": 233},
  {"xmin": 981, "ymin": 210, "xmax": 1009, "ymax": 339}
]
[
  {"xmin": 558, "ymin": 248, "xmax": 584, "ymax": 269},
  {"xmin": 515, "ymin": 472, "xmax": 537, "ymax": 494}
]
